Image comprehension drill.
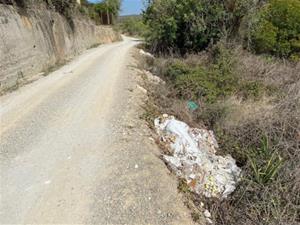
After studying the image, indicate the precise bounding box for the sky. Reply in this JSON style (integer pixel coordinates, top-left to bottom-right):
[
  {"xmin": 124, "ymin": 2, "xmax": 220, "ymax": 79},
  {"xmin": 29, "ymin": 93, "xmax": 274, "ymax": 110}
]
[{"xmin": 89, "ymin": 0, "xmax": 144, "ymax": 16}]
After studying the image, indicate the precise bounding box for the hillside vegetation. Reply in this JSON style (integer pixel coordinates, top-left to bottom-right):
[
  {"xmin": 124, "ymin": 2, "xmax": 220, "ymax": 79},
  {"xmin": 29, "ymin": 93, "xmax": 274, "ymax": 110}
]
[
  {"xmin": 116, "ymin": 15, "xmax": 147, "ymax": 37},
  {"xmin": 139, "ymin": 0, "xmax": 300, "ymax": 224},
  {"xmin": 144, "ymin": 0, "xmax": 300, "ymax": 58},
  {"xmin": 3, "ymin": 0, "xmax": 121, "ymax": 27}
]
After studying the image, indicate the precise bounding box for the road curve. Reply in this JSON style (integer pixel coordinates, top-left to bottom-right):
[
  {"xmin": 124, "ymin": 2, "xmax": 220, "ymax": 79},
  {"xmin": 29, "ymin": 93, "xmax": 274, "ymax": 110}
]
[{"xmin": 0, "ymin": 38, "xmax": 194, "ymax": 224}]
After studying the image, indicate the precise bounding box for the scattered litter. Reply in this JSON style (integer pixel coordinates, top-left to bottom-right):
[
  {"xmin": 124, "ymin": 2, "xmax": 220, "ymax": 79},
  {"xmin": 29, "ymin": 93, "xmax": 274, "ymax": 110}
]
[
  {"xmin": 143, "ymin": 70, "xmax": 165, "ymax": 84},
  {"xmin": 149, "ymin": 137, "xmax": 155, "ymax": 142},
  {"xmin": 187, "ymin": 100, "xmax": 199, "ymax": 111},
  {"xmin": 139, "ymin": 49, "xmax": 154, "ymax": 59},
  {"xmin": 136, "ymin": 85, "xmax": 147, "ymax": 94},
  {"xmin": 206, "ymin": 217, "xmax": 213, "ymax": 224},
  {"xmin": 135, "ymin": 164, "xmax": 139, "ymax": 169},
  {"xmin": 204, "ymin": 210, "xmax": 213, "ymax": 224},
  {"xmin": 44, "ymin": 180, "xmax": 51, "ymax": 185},
  {"xmin": 154, "ymin": 115, "xmax": 241, "ymax": 199},
  {"xmin": 204, "ymin": 210, "xmax": 211, "ymax": 218}
]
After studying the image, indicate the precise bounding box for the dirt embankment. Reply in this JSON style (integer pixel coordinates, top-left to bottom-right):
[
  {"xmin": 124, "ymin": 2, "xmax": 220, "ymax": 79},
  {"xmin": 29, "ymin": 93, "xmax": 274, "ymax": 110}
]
[{"xmin": 0, "ymin": 3, "xmax": 121, "ymax": 93}]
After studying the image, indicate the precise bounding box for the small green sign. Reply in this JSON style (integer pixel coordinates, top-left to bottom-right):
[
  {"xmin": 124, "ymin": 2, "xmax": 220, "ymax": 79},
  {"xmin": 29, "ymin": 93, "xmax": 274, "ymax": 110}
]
[{"xmin": 187, "ymin": 101, "xmax": 199, "ymax": 111}]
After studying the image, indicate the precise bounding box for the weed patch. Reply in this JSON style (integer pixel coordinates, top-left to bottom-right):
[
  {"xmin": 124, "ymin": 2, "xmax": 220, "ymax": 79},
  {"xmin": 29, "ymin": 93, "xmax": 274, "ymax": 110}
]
[
  {"xmin": 160, "ymin": 44, "xmax": 272, "ymax": 105},
  {"xmin": 139, "ymin": 42, "xmax": 299, "ymax": 224}
]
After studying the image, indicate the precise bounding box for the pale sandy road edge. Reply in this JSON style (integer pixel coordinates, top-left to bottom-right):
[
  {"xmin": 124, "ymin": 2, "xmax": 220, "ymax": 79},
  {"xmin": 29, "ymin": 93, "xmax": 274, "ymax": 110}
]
[{"xmin": 0, "ymin": 38, "xmax": 196, "ymax": 224}]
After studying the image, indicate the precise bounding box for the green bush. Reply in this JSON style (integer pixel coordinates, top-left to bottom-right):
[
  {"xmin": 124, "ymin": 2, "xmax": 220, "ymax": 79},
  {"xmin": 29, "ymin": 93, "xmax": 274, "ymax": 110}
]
[
  {"xmin": 251, "ymin": 20, "xmax": 278, "ymax": 53},
  {"xmin": 143, "ymin": 0, "xmax": 260, "ymax": 54},
  {"xmin": 163, "ymin": 44, "xmax": 271, "ymax": 103},
  {"xmin": 117, "ymin": 16, "xmax": 147, "ymax": 37},
  {"xmin": 174, "ymin": 67, "xmax": 239, "ymax": 103},
  {"xmin": 238, "ymin": 81, "xmax": 267, "ymax": 100},
  {"xmin": 165, "ymin": 61, "xmax": 191, "ymax": 80},
  {"xmin": 251, "ymin": 0, "xmax": 300, "ymax": 58},
  {"xmin": 169, "ymin": 63, "xmax": 238, "ymax": 103},
  {"xmin": 174, "ymin": 67, "xmax": 220, "ymax": 102},
  {"xmin": 174, "ymin": 45, "xmax": 238, "ymax": 102},
  {"xmin": 143, "ymin": 0, "xmax": 227, "ymax": 54}
]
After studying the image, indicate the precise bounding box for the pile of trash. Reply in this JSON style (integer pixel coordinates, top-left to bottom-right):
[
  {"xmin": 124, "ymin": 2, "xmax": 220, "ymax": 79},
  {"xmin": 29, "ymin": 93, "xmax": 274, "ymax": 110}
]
[
  {"xmin": 139, "ymin": 49, "xmax": 154, "ymax": 59},
  {"xmin": 142, "ymin": 70, "xmax": 165, "ymax": 85},
  {"xmin": 155, "ymin": 115, "xmax": 241, "ymax": 199}
]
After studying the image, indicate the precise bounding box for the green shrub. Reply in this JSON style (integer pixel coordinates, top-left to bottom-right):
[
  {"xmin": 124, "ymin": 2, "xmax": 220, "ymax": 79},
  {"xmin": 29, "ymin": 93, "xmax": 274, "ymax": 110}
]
[
  {"xmin": 238, "ymin": 81, "xmax": 266, "ymax": 99},
  {"xmin": 175, "ymin": 43, "xmax": 239, "ymax": 103},
  {"xmin": 165, "ymin": 61, "xmax": 191, "ymax": 80},
  {"xmin": 248, "ymin": 136, "xmax": 283, "ymax": 185},
  {"xmin": 251, "ymin": 0, "xmax": 300, "ymax": 57},
  {"xmin": 163, "ymin": 44, "xmax": 270, "ymax": 103},
  {"xmin": 251, "ymin": 20, "xmax": 278, "ymax": 53},
  {"xmin": 174, "ymin": 68, "xmax": 220, "ymax": 102},
  {"xmin": 117, "ymin": 16, "xmax": 148, "ymax": 37},
  {"xmin": 143, "ymin": 0, "xmax": 260, "ymax": 54},
  {"xmin": 143, "ymin": 0, "xmax": 227, "ymax": 54},
  {"xmin": 170, "ymin": 62, "xmax": 238, "ymax": 103}
]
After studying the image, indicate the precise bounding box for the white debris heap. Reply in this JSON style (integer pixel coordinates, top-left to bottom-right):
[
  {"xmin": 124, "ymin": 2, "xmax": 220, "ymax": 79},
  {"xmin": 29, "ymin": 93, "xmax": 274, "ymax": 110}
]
[
  {"xmin": 139, "ymin": 49, "xmax": 154, "ymax": 59},
  {"xmin": 155, "ymin": 115, "xmax": 241, "ymax": 199}
]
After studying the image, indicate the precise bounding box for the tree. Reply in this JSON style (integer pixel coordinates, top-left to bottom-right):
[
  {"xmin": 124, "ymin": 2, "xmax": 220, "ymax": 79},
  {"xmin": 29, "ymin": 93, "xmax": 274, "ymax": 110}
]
[
  {"xmin": 94, "ymin": 0, "xmax": 121, "ymax": 25},
  {"xmin": 143, "ymin": 0, "xmax": 259, "ymax": 54},
  {"xmin": 250, "ymin": 0, "xmax": 300, "ymax": 58}
]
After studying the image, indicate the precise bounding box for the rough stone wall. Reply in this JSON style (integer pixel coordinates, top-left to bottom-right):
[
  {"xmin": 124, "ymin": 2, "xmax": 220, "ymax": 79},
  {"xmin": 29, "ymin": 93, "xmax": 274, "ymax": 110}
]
[{"xmin": 0, "ymin": 4, "xmax": 121, "ymax": 92}]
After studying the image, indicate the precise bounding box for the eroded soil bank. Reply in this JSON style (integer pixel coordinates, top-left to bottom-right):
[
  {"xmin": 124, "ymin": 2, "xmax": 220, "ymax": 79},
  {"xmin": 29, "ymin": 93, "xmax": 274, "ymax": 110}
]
[{"xmin": 0, "ymin": 3, "xmax": 120, "ymax": 93}]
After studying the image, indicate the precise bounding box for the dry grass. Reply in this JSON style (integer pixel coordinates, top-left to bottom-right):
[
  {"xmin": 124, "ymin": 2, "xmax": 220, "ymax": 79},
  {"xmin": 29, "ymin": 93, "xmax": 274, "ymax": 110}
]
[
  {"xmin": 137, "ymin": 44, "xmax": 300, "ymax": 225},
  {"xmin": 233, "ymin": 46, "xmax": 300, "ymax": 89},
  {"xmin": 219, "ymin": 96, "xmax": 275, "ymax": 128},
  {"xmin": 205, "ymin": 51, "xmax": 300, "ymax": 225}
]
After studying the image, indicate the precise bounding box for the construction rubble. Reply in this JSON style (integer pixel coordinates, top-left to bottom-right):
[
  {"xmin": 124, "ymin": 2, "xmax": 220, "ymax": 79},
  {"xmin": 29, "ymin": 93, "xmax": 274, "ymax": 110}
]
[
  {"xmin": 139, "ymin": 49, "xmax": 155, "ymax": 59},
  {"xmin": 154, "ymin": 114, "xmax": 241, "ymax": 199},
  {"xmin": 143, "ymin": 70, "xmax": 165, "ymax": 84}
]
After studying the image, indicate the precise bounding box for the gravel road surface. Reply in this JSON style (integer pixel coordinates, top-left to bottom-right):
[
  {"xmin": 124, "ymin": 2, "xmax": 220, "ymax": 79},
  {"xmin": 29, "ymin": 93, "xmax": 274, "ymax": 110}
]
[{"xmin": 0, "ymin": 37, "xmax": 194, "ymax": 224}]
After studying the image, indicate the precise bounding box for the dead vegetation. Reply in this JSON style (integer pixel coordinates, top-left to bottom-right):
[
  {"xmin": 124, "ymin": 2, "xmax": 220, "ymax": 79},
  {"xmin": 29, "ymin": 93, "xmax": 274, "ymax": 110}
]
[{"xmin": 137, "ymin": 44, "xmax": 300, "ymax": 225}]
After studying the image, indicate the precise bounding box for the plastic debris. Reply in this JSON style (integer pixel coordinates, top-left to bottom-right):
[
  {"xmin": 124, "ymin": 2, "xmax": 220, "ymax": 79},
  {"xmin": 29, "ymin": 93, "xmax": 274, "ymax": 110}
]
[
  {"xmin": 154, "ymin": 114, "xmax": 241, "ymax": 199},
  {"xmin": 139, "ymin": 49, "xmax": 154, "ymax": 59},
  {"xmin": 44, "ymin": 180, "xmax": 51, "ymax": 185},
  {"xmin": 143, "ymin": 70, "xmax": 165, "ymax": 84},
  {"xmin": 187, "ymin": 100, "xmax": 199, "ymax": 111},
  {"xmin": 136, "ymin": 85, "xmax": 147, "ymax": 94},
  {"xmin": 204, "ymin": 210, "xmax": 211, "ymax": 218}
]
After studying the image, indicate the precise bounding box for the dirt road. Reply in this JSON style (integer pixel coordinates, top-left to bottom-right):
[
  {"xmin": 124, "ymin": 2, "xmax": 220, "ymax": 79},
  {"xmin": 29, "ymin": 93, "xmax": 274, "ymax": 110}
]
[{"xmin": 0, "ymin": 37, "xmax": 194, "ymax": 224}]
